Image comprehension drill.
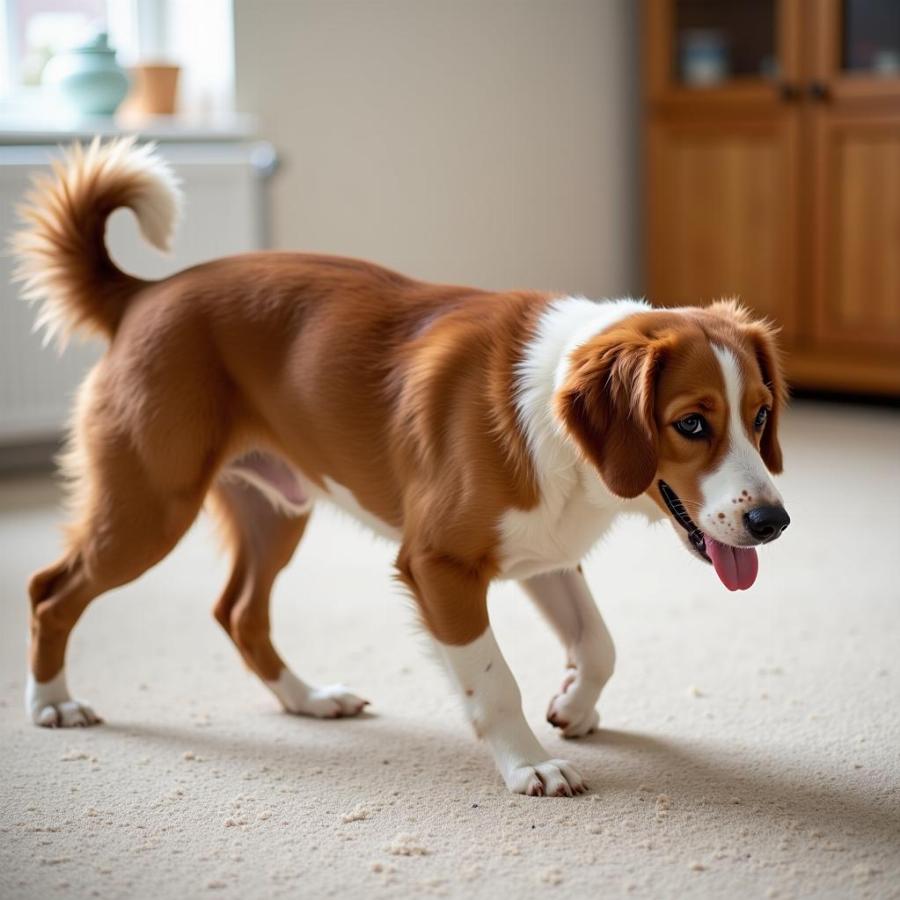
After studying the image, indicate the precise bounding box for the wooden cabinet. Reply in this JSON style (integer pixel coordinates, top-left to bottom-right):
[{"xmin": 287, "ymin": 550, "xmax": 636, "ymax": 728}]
[{"xmin": 644, "ymin": 0, "xmax": 900, "ymax": 395}]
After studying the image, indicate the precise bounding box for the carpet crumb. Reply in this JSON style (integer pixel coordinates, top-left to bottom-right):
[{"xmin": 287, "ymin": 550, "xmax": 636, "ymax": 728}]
[
  {"xmin": 852, "ymin": 864, "xmax": 881, "ymax": 880},
  {"xmin": 690, "ymin": 862, "xmax": 706, "ymax": 872},
  {"xmin": 59, "ymin": 750, "xmax": 90, "ymax": 762},
  {"xmin": 341, "ymin": 805, "xmax": 371, "ymax": 823},
  {"xmin": 540, "ymin": 866, "xmax": 564, "ymax": 885},
  {"xmin": 461, "ymin": 864, "xmax": 482, "ymax": 881},
  {"xmin": 207, "ymin": 879, "xmax": 227, "ymax": 890},
  {"xmin": 687, "ymin": 685, "xmax": 705, "ymax": 698},
  {"xmin": 371, "ymin": 861, "xmax": 397, "ymax": 874},
  {"xmin": 386, "ymin": 833, "xmax": 429, "ymax": 856},
  {"xmin": 585, "ymin": 822, "xmax": 603, "ymax": 834}
]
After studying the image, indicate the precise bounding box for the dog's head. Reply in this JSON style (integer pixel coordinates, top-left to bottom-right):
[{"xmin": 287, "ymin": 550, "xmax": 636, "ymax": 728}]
[{"xmin": 556, "ymin": 301, "xmax": 788, "ymax": 591}]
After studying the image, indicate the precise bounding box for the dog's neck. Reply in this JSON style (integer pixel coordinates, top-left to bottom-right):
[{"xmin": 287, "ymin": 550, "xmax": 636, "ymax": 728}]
[{"xmin": 514, "ymin": 296, "xmax": 651, "ymax": 497}]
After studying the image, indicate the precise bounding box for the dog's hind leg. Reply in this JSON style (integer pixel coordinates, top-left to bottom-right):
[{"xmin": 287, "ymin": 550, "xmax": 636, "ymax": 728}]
[
  {"xmin": 209, "ymin": 475, "xmax": 368, "ymax": 718},
  {"xmin": 520, "ymin": 567, "xmax": 616, "ymax": 738},
  {"xmin": 27, "ymin": 435, "xmax": 207, "ymax": 727}
]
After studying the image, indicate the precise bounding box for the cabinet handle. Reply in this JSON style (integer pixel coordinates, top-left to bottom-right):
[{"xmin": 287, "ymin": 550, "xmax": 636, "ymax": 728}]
[
  {"xmin": 808, "ymin": 81, "xmax": 831, "ymax": 102},
  {"xmin": 779, "ymin": 83, "xmax": 801, "ymax": 101}
]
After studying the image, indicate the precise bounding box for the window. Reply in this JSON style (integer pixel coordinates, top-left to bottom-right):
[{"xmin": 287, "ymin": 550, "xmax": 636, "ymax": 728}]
[
  {"xmin": 0, "ymin": 0, "xmax": 235, "ymax": 119},
  {"xmin": 3, "ymin": 0, "xmax": 109, "ymax": 95}
]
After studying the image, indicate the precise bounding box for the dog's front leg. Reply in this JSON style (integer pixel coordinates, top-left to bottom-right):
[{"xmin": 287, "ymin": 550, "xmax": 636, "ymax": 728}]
[
  {"xmin": 398, "ymin": 549, "xmax": 586, "ymax": 797},
  {"xmin": 440, "ymin": 627, "xmax": 588, "ymax": 796},
  {"xmin": 521, "ymin": 567, "xmax": 615, "ymax": 737}
]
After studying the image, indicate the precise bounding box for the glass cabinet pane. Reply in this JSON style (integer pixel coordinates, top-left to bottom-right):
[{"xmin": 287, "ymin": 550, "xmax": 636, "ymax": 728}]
[
  {"xmin": 843, "ymin": 1, "xmax": 900, "ymax": 76},
  {"xmin": 674, "ymin": 0, "xmax": 777, "ymax": 87}
]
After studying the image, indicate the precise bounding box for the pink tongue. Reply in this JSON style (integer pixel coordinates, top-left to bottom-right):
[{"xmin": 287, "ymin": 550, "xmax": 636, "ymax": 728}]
[{"xmin": 705, "ymin": 537, "xmax": 759, "ymax": 591}]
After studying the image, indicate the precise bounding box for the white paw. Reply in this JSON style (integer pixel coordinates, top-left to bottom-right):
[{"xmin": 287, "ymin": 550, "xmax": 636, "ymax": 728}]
[
  {"xmin": 34, "ymin": 699, "xmax": 102, "ymax": 728},
  {"xmin": 506, "ymin": 758, "xmax": 587, "ymax": 797},
  {"xmin": 26, "ymin": 671, "xmax": 103, "ymax": 728},
  {"xmin": 294, "ymin": 684, "xmax": 369, "ymax": 719},
  {"xmin": 546, "ymin": 670, "xmax": 601, "ymax": 738},
  {"xmin": 267, "ymin": 670, "xmax": 369, "ymax": 719}
]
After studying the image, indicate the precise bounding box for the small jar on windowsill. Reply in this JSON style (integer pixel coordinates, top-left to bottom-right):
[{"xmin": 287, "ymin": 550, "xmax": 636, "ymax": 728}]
[{"xmin": 120, "ymin": 62, "xmax": 181, "ymax": 119}]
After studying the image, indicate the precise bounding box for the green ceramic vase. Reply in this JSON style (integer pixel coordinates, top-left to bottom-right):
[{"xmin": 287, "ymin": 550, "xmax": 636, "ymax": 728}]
[{"xmin": 43, "ymin": 32, "xmax": 130, "ymax": 116}]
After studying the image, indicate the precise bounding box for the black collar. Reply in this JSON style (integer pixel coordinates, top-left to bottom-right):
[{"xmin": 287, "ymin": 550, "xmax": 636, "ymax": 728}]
[{"xmin": 658, "ymin": 479, "xmax": 708, "ymax": 560}]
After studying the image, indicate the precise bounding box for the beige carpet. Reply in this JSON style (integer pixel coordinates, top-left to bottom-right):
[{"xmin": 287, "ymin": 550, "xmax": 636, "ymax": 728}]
[{"xmin": 1, "ymin": 400, "xmax": 898, "ymax": 900}]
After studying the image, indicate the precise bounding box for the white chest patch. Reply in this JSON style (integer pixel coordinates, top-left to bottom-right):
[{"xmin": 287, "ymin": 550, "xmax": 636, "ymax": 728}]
[
  {"xmin": 497, "ymin": 471, "xmax": 619, "ymax": 580},
  {"xmin": 497, "ymin": 296, "xmax": 663, "ymax": 580}
]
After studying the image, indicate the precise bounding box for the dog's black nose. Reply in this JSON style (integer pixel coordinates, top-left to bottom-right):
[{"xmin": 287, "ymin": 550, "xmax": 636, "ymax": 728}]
[{"xmin": 744, "ymin": 505, "xmax": 790, "ymax": 543}]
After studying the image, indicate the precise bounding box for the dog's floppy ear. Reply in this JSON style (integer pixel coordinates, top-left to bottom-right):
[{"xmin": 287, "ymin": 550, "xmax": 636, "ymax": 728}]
[
  {"xmin": 746, "ymin": 320, "xmax": 786, "ymax": 474},
  {"xmin": 555, "ymin": 329, "xmax": 671, "ymax": 498}
]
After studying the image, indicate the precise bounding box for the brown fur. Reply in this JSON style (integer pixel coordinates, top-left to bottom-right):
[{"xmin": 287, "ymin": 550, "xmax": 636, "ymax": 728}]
[
  {"xmin": 557, "ymin": 307, "xmax": 784, "ymax": 524},
  {"xmin": 14, "ymin": 142, "xmax": 784, "ymax": 698}
]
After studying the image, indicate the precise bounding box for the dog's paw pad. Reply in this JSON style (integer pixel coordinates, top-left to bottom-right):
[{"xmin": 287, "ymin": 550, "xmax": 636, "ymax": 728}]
[{"xmin": 508, "ymin": 759, "xmax": 587, "ymax": 797}]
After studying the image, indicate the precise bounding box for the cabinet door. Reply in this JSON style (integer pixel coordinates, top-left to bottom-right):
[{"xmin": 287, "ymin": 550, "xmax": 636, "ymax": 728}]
[
  {"xmin": 646, "ymin": 114, "xmax": 799, "ymax": 336},
  {"xmin": 810, "ymin": 111, "xmax": 900, "ymax": 352},
  {"xmin": 807, "ymin": 1, "xmax": 900, "ymax": 354}
]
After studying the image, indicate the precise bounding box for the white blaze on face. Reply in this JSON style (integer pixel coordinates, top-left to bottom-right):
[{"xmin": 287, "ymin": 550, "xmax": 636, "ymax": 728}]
[{"xmin": 700, "ymin": 345, "xmax": 782, "ymax": 546}]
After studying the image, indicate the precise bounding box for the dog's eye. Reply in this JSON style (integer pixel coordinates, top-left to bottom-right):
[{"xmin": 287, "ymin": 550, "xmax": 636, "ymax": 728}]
[
  {"xmin": 754, "ymin": 406, "xmax": 770, "ymax": 431},
  {"xmin": 674, "ymin": 414, "xmax": 708, "ymax": 439}
]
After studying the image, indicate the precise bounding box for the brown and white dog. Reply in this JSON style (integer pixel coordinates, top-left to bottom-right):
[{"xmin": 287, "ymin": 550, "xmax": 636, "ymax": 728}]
[{"xmin": 13, "ymin": 139, "xmax": 789, "ymax": 797}]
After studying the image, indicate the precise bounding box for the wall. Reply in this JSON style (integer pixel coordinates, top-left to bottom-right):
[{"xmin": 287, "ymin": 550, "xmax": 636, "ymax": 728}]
[{"xmin": 234, "ymin": 0, "xmax": 639, "ymax": 298}]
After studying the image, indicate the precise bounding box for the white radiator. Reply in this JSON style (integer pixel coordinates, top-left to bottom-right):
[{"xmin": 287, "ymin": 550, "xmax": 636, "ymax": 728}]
[{"xmin": 0, "ymin": 139, "xmax": 274, "ymax": 444}]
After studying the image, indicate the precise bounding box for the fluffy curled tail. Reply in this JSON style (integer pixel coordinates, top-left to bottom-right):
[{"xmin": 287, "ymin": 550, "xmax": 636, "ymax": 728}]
[{"xmin": 11, "ymin": 136, "xmax": 182, "ymax": 348}]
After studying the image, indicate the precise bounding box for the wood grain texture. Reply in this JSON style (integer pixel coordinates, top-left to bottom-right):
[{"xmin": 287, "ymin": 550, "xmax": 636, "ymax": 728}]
[
  {"xmin": 811, "ymin": 112, "xmax": 900, "ymax": 355},
  {"xmin": 643, "ymin": 0, "xmax": 900, "ymax": 394},
  {"xmin": 647, "ymin": 114, "xmax": 799, "ymax": 338}
]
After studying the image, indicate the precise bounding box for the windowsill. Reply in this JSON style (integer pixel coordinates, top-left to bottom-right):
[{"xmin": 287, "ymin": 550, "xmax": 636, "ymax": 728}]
[{"xmin": 0, "ymin": 110, "xmax": 258, "ymax": 144}]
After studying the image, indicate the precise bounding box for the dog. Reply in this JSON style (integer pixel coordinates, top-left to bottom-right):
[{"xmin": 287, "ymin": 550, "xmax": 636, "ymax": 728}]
[{"xmin": 13, "ymin": 138, "xmax": 789, "ymax": 797}]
